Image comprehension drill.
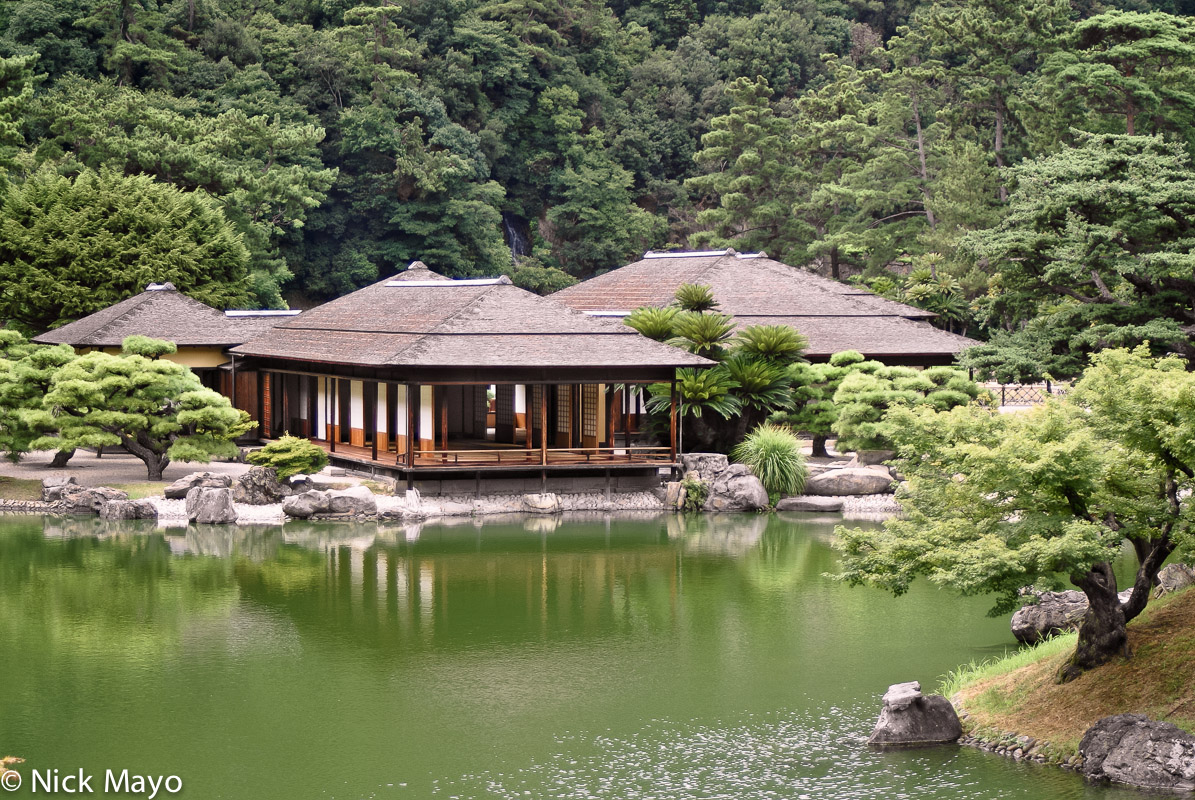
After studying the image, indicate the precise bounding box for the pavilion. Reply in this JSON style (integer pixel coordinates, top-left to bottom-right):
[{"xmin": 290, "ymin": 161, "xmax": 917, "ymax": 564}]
[
  {"xmin": 230, "ymin": 261, "xmax": 710, "ymax": 486},
  {"xmin": 551, "ymin": 249, "xmax": 980, "ymax": 366},
  {"xmin": 32, "ymin": 282, "xmax": 297, "ymax": 403}
]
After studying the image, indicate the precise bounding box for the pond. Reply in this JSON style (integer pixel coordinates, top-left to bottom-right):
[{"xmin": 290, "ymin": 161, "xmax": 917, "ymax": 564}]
[{"xmin": 0, "ymin": 512, "xmax": 1144, "ymax": 799}]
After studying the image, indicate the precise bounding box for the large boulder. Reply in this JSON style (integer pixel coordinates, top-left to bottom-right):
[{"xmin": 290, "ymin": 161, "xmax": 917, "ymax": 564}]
[
  {"xmin": 232, "ymin": 466, "xmax": 288, "ymax": 505},
  {"xmin": 679, "ymin": 453, "xmax": 730, "ymax": 484},
  {"xmin": 327, "ymin": 485, "xmax": 377, "ymax": 516},
  {"xmin": 185, "ymin": 487, "xmax": 238, "ymax": 524},
  {"xmin": 1011, "ymin": 588, "xmax": 1134, "ymax": 644},
  {"xmin": 99, "ymin": 499, "xmax": 158, "ymax": 521},
  {"xmin": 705, "ymin": 463, "xmax": 768, "ymax": 512},
  {"xmin": 803, "ymin": 467, "xmax": 895, "ymax": 496},
  {"xmin": 60, "ymin": 486, "xmax": 129, "ymax": 514},
  {"xmin": 1010, "ymin": 590, "xmax": 1089, "ymax": 644},
  {"xmin": 282, "ymin": 490, "xmax": 332, "ymax": 519},
  {"xmin": 775, "ymin": 496, "xmax": 844, "ymax": 513},
  {"xmin": 854, "ymin": 449, "xmax": 896, "ymax": 466},
  {"xmin": 1080, "ymin": 714, "xmax": 1195, "ymax": 792},
  {"xmin": 868, "ymin": 681, "xmax": 962, "ymax": 748},
  {"xmin": 1155, "ymin": 563, "xmax": 1195, "ymax": 597},
  {"xmin": 41, "ymin": 475, "xmax": 79, "ymax": 502},
  {"xmin": 523, "ymin": 493, "xmax": 561, "ymax": 514},
  {"xmin": 164, "ymin": 472, "xmax": 232, "ymax": 499}
]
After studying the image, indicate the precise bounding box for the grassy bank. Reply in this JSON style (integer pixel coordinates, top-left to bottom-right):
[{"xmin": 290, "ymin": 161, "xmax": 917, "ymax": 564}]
[
  {"xmin": 0, "ymin": 477, "xmax": 42, "ymax": 501},
  {"xmin": 943, "ymin": 586, "xmax": 1195, "ymax": 759}
]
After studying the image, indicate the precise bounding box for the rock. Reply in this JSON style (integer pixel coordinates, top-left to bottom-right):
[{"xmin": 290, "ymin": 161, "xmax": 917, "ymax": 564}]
[
  {"xmin": 855, "ymin": 449, "xmax": 896, "ymax": 466},
  {"xmin": 164, "ymin": 472, "xmax": 232, "ymax": 499},
  {"xmin": 804, "ymin": 467, "xmax": 895, "ymax": 496},
  {"xmin": 775, "ymin": 496, "xmax": 845, "ymax": 513},
  {"xmin": 282, "ymin": 490, "xmax": 331, "ymax": 518},
  {"xmin": 1080, "ymin": 714, "xmax": 1195, "ymax": 792},
  {"xmin": 523, "ymin": 493, "xmax": 561, "ymax": 514},
  {"xmin": 99, "ymin": 499, "xmax": 158, "ymax": 520},
  {"xmin": 868, "ymin": 680, "xmax": 962, "ymax": 748},
  {"xmin": 185, "ymin": 487, "xmax": 238, "ymax": 524},
  {"xmin": 232, "ymin": 466, "xmax": 288, "ymax": 505},
  {"xmin": 327, "ymin": 485, "xmax": 377, "ymax": 515},
  {"xmin": 287, "ymin": 475, "xmax": 316, "ymax": 494},
  {"xmin": 1155, "ymin": 563, "xmax": 1195, "ymax": 597},
  {"xmin": 705, "ymin": 463, "xmax": 768, "ymax": 512},
  {"xmin": 59, "ymin": 486, "xmax": 129, "ymax": 514},
  {"xmin": 1010, "ymin": 588, "xmax": 1133, "ymax": 644},
  {"xmin": 663, "ymin": 481, "xmax": 685, "ymax": 510},
  {"xmin": 1010, "ymin": 590, "xmax": 1089, "ymax": 644},
  {"xmin": 679, "ymin": 453, "xmax": 730, "ymax": 483},
  {"xmin": 41, "ymin": 475, "xmax": 78, "ymax": 502}
]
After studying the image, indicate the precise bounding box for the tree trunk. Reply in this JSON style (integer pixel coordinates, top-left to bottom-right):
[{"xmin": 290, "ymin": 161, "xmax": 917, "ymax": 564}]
[
  {"xmin": 49, "ymin": 449, "xmax": 75, "ymax": 469},
  {"xmin": 994, "ymin": 96, "xmax": 1008, "ymax": 203},
  {"xmin": 811, "ymin": 434, "xmax": 829, "ymax": 458},
  {"xmin": 1057, "ymin": 562, "xmax": 1127, "ymax": 683},
  {"xmin": 119, "ymin": 432, "xmax": 171, "ymax": 481},
  {"xmin": 911, "ymin": 94, "xmax": 936, "ymax": 230}
]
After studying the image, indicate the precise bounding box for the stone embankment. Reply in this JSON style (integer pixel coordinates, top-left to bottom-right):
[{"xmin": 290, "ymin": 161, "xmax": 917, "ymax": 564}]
[{"xmin": 11, "ymin": 451, "xmax": 905, "ymax": 524}]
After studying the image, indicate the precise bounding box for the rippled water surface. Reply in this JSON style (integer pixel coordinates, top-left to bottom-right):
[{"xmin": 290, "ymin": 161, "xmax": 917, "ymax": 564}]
[{"xmin": 0, "ymin": 513, "xmax": 1145, "ymax": 799}]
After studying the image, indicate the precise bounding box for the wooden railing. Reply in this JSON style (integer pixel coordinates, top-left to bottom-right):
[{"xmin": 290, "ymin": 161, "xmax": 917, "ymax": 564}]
[{"xmin": 395, "ymin": 446, "xmax": 672, "ymax": 467}]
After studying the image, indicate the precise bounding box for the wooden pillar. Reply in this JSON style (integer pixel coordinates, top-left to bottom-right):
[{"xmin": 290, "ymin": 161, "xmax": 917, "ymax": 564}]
[
  {"xmin": 621, "ymin": 386, "xmax": 630, "ymax": 457},
  {"xmin": 669, "ymin": 379, "xmax": 678, "ymax": 461},
  {"xmin": 525, "ymin": 385, "xmax": 534, "ymax": 452},
  {"xmin": 540, "ymin": 384, "xmax": 548, "ymax": 467},
  {"xmin": 308, "ymin": 376, "xmax": 318, "ymax": 439},
  {"xmin": 368, "ymin": 380, "xmax": 379, "ymax": 462},
  {"xmin": 568, "ymin": 384, "xmax": 576, "ymax": 449},
  {"xmin": 329, "ymin": 377, "xmax": 337, "ymax": 453},
  {"xmin": 439, "ymin": 386, "xmax": 448, "ymax": 461},
  {"xmin": 281, "ymin": 374, "xmax": 290, "ymax": 436},
  {"xmin": 604, "ymin": 384, "xmax": 614, "ymax": 451},
  {"xmin": 405, "ymin": 383, "xmax": 416, "ymax": 467}
]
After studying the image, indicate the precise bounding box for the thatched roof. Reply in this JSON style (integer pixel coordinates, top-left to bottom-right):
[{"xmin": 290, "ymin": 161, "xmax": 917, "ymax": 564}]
[
  {"xmin": 551, "ymin": 250, "xmax": 979, "ymax": 361},
  {"xmin": 232, "ymin": 262, "xmax": 712, "ymax": 369},
  {"xmin": 32, "ymin": 283, "xmax": 296, "ymax": 348}
]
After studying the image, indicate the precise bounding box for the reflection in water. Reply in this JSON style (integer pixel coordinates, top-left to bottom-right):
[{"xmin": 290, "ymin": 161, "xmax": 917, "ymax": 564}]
[{"xmin": 0, "ymin": 513, "xmax": 1140, "ymax": 800}]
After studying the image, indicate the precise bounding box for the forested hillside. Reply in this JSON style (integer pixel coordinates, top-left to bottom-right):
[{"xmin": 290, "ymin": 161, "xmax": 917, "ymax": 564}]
[{"xmin": 3, "ymin": 0, "xmax": 1195, "ymax": 377}]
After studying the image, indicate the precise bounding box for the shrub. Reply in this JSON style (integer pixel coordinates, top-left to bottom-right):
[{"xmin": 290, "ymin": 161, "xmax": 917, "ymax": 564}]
[
  {"xmin": 680, "ymin": 474, "xmax": 709, "ymax": 512},
  {"xmin": 247, "ymin": 435, "xmax": 329, "ymax": 478},
  {"xmin": 732, "ymin": 423, "xmax": 807, "ymax": 498}
]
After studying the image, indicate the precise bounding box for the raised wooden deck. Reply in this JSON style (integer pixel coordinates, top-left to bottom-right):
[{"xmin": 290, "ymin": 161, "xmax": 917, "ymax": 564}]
[{"xmin": 315, "ymin": 440, "xmax": 674, "ymax": 475}]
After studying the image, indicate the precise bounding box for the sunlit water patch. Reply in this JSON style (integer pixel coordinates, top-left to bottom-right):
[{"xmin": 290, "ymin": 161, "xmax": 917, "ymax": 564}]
[{"xmin": 434, "ymin": 704, "xmax": 1107, "ymax": 800}]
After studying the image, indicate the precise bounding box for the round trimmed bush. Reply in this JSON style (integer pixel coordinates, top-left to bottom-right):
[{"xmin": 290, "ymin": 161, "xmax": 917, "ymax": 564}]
[{"xmin": 247, "ymin": 435, "xmax": 329, "ymax": 478}]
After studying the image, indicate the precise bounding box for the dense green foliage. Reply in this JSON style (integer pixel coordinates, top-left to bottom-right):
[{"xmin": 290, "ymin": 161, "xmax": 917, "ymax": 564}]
[
  {"xmin": 731, "ymin": 422, "xmax": 807, "ymax": 500},
  {"xmin": 831, "ymin": 363, "xmax": 986, "ymax": 451},
  {"xmin": 631, "ymin": 284, "xmax": 805, "ymax": 452},
  {"xmin": 837, "ymin": 347, "xmax": 1195, "ymax": 680},
  {"xmin": 247, "ymin": 434, "xmax": 330, "ymax": 478},
  {"xmin": 4, "ymin": 0, "xmax": 1195, "ymax": 376},
  {"xmin": 0, "ymin": 168, "xmax": 251, "ymax": 332},
  {"xmin": 0, "ymin": 329, "xmax": 76, "ymax": 462},
  {"xmin": 26, "ymin": 337, "xmax": 255, "ymax": 479}
]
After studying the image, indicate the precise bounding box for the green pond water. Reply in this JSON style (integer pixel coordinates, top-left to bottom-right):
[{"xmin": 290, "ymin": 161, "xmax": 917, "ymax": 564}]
[{"xmin": 0, "ymin": 512, "xmax": 1147, "ymax": 800}]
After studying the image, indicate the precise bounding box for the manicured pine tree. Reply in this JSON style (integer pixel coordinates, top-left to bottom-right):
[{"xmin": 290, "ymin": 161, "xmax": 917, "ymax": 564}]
[{"xmin": 27, "ymin": 337, "xmax": 255, "ymax": 481}]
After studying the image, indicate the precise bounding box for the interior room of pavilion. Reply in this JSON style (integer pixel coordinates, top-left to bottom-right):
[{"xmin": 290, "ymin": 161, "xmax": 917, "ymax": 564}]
[{"xmin": 230, "ymin": 261, "xmax": 711, "ymax": 483}]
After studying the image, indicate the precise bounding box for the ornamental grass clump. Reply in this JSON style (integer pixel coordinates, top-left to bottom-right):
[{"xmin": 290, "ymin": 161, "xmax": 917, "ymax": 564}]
[
  {"xmin": 247, "ymin": 435, "xmax": 330, "ymax": 478},
  {"xmin": 732, "ymin": 423, "xmax": 807, "ymax": 499}
]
